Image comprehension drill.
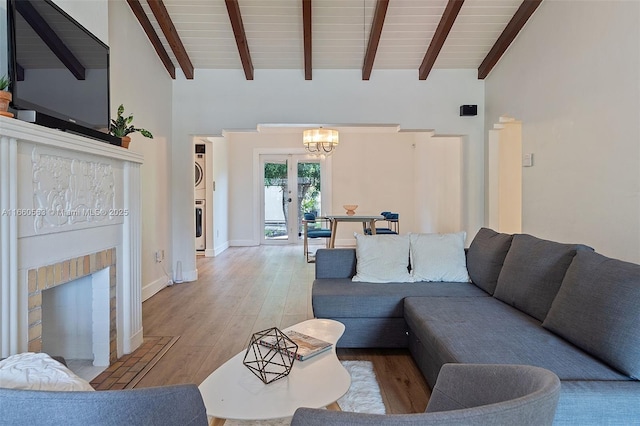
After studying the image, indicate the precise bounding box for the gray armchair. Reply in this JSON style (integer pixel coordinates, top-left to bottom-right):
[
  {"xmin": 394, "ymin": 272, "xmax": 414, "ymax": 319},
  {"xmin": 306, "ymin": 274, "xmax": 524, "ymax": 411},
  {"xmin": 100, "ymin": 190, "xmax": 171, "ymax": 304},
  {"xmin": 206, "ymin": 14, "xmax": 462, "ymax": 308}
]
[
  {"xmin": 291, "ymin": 363, "xmax": 561, "ymax": 426},
  {"xmin": 0, "ymin": 384, "xmax": 208, "ymax": 426}
]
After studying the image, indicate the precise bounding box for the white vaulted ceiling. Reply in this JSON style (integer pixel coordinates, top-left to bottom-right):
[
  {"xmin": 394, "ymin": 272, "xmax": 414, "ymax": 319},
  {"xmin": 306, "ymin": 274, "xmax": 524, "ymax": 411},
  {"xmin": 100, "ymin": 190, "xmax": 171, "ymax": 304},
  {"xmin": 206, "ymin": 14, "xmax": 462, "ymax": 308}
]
[{"xmin": 132, "ymin": 0, "xmax": 535, "ymax": 79}]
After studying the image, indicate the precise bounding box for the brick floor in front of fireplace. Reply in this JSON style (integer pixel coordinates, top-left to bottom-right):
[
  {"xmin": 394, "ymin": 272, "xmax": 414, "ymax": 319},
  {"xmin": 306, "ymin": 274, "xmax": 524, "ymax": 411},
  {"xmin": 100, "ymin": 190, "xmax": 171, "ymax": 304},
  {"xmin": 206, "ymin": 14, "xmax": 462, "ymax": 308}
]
[{"xmin": 90, "ymin": 336, "xmax": 179, "ymax": 390}]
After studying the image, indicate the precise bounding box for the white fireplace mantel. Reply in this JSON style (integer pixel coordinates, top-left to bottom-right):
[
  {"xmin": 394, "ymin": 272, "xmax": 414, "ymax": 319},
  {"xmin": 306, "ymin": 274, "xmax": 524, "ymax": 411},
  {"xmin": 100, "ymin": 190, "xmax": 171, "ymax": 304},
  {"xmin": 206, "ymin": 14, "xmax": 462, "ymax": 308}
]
[{"xmin": 0, "ymin": 116, "xmax": 144, "ymax": 359}]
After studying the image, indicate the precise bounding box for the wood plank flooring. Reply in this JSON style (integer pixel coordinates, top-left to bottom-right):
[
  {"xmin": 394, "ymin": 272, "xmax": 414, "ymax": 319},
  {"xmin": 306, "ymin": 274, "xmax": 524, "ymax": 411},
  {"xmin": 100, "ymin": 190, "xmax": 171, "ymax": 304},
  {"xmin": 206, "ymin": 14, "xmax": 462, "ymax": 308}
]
[{"xmin": 138, "ymin": 245, "xmax": 430, "ymax": 414}]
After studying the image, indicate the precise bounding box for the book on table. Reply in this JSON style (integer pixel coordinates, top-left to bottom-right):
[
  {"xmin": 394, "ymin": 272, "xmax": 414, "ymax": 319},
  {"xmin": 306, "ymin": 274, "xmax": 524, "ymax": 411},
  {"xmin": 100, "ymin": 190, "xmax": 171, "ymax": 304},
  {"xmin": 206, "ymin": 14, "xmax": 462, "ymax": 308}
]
[{"xmin": 260, "ymin": 330, "xmax": 333, "ymax": 361}]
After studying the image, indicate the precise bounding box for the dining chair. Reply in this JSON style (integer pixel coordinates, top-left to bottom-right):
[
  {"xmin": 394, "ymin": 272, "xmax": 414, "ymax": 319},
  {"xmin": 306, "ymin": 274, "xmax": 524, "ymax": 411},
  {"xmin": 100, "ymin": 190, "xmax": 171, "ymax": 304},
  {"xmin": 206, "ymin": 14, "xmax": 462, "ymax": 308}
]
[
  {"xmin": 302, "ymin": 212, "xmax": 332, "ymax": 263},
  {"xmin": 365, "ymin": 212, "xmax": 399, "ymax": 235}
]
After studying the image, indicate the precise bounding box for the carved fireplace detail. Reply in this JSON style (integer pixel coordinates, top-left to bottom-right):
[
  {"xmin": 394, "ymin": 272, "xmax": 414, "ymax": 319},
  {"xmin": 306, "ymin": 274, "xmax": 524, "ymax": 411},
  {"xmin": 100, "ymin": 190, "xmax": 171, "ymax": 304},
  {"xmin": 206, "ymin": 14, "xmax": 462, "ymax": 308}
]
[{"xmin": 0, "ymin": 117, "xmax": 143, "ymax": 361}]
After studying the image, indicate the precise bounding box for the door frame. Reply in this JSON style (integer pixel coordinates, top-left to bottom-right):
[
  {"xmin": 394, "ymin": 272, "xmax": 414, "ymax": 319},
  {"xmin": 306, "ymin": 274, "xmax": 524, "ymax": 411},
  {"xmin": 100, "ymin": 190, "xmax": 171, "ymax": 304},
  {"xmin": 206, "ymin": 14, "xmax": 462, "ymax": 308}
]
[
  {"xmin": 260, "ymin": 154, "xmax": 296, "ymax": 245},
  {"xmin": 253, "ymin": 148, "xmax": 332, "ymax": 245}
]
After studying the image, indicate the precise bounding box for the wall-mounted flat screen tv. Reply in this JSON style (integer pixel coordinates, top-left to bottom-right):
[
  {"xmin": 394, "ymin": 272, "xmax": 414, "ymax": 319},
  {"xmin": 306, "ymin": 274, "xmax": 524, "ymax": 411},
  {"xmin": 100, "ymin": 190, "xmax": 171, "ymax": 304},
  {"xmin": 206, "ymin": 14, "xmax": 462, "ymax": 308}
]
[{"xmin": 7, "ymin": 0, "xmax": 117, "ymax": 144}]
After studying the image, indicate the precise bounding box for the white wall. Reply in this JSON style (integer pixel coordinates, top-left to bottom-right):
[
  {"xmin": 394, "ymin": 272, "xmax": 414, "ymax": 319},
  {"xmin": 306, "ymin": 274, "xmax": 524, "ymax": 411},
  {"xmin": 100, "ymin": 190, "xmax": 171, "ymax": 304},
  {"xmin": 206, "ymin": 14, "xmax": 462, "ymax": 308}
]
[
  {"xmin": 223, "ymin": 129, "xmax": 465, "ymax": 247},
  {"xmin": 108, "ymin": 1, "xmax": 173, "ymax": 299},
  {"xmin": 485, "ymin": 0, "xmax": 640, "ymax": 263},
  {"xmin": 172, "ymin": 69, "xmax": 485, "ymax": 279}
]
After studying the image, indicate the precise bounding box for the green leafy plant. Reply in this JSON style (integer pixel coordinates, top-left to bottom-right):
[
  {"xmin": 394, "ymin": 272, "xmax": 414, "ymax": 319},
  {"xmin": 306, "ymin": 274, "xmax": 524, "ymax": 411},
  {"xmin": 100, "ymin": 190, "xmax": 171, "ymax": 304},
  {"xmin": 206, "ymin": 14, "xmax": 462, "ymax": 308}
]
[
  {"xmin": 109, "ymin": 104, "xmax": 153, "ymax": 139},
  {"xmin": 0, "ymin": 75, "xmax": 9, "ymax": 91}
]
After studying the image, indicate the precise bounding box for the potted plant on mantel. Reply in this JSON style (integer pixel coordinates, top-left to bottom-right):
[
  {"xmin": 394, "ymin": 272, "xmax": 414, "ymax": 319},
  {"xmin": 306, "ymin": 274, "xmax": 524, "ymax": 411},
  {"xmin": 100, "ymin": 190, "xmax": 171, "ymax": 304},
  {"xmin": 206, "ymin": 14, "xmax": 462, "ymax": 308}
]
[
  {"xmin": 0, "ymin": 75, "xmax": 14, "ymax": 118},
  {"xmin": 109, "ymin": 104, "xmax": 153, "ymax": 148}
]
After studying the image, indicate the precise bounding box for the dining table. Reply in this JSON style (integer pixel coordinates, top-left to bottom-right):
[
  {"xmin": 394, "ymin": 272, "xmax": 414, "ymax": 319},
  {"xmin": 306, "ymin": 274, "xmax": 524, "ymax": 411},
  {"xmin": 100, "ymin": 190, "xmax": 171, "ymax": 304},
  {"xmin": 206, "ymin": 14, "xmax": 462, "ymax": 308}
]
[{"xmin": 324, "ymin": 214, "xmax": 384, "ymax": 248}]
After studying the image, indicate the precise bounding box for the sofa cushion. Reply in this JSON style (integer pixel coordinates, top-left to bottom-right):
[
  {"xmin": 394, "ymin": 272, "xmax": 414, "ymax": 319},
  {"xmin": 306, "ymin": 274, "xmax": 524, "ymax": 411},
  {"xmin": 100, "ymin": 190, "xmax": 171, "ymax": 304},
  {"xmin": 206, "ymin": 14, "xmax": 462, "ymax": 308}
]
[
  {"xmin": 315, "ymin": 249, "xmax": 356, "ymax": 279},
  {"xmin": 404, "ymin": 297, "xmax": 629, "ymax": 381},
  {"xmin": 543, "ymin": 250, "xmax": 640, "ymax": 379},
  {"xmin": 352, "ymin": 234, "xmax": 412, "ymax": 283},
  {"xmin": 466, "ymin": 228, "xmax": 513, "ymax": 294},
  {"xmin": 409, "ymin": 232, "xmax": 470, "ymax": 282},
  {"xmin": 312, "ymin": 278, "xmax": 488, "ymax": 319},
  {"xmin": 493, "ymin": 234, "xmax": 591, "ymax": 321}
]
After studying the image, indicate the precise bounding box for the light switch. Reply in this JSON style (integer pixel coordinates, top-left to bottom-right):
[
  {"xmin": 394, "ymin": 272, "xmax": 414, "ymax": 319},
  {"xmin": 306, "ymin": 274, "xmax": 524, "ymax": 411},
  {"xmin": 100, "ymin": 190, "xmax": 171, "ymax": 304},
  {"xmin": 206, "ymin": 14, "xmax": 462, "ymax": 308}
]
[{"xmin": 523, "ymin": 153, "xmax": 534, "ymax": 167}]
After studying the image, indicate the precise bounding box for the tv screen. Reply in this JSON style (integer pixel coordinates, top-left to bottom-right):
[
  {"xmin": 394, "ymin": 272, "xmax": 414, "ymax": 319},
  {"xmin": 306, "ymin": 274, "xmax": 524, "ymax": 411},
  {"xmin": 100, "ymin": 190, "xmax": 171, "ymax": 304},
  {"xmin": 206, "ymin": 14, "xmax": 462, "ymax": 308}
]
[{"xmin": 8, "ymin": 0, "xmax": 111, "ymax": 137}]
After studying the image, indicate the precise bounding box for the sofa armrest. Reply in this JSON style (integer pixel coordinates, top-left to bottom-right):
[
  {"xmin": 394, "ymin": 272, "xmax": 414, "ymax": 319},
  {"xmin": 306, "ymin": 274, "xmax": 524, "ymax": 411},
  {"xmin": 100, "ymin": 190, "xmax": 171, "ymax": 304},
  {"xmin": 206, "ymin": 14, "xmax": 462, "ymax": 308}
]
[
  {"xmin": 315, "ymin": 249, "xmax": 356, "ymax": 279},
  {"xmin": 0, "ymin": 384, "xmax": 208, "ymax": 426}
]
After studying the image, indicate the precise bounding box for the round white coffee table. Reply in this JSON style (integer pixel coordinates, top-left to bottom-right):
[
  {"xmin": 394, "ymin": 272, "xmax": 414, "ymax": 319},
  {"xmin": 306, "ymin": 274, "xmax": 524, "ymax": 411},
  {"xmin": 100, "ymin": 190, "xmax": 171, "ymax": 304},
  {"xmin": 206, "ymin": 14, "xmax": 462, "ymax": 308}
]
[{"xmin": 198, "ymin": 319, "xmax": 350, "ymax": 425}]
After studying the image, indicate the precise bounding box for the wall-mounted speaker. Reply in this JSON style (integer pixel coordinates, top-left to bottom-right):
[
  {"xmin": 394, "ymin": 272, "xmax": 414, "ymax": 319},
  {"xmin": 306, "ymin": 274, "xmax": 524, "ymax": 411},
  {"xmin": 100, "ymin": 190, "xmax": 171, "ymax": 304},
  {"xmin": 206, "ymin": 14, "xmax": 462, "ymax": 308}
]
[{"xmin": 460, "ymin": 105, "xmax": 478, "ymax": 116}]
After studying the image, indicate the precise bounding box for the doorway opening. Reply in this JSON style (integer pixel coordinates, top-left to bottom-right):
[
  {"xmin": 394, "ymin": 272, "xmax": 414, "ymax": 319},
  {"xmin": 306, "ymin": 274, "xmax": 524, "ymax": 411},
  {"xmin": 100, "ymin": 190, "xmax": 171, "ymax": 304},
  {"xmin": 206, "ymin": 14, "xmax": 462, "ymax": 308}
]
[
  {"xmin": 487, "ymin": 116, "xmax": 522, "ymax": 234},
  {"xmin": 260, "ymin": 154, "xmax": 327, "ymax": 245}
]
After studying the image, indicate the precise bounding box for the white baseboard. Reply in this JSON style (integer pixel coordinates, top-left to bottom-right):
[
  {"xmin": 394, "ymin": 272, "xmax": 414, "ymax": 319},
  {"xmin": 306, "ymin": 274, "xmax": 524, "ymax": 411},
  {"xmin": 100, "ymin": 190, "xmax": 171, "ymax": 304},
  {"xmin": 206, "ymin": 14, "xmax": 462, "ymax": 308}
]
[
  {"xmin": 214, "ymin": 241, "xmax": 229, "ymax": 255},
  {"xmin": 142, "ymin": 276, "xmax": 169, "ymax": 302},
  {"xmin": 230, "ymin": 240, "xmax": 259, "ymax": 246},
  {"xmin": 179, "ymin": 268, "xmax": 198, "ymax": 283}
]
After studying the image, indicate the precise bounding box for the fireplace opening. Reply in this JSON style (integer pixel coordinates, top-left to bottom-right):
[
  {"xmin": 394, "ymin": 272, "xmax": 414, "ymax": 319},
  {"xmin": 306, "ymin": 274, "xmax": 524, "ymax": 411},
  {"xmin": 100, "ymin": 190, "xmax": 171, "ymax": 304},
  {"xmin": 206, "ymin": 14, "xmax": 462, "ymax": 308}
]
[{"xmin": 41, "ymin": 267, "xmax": 110, "ymax": 379}]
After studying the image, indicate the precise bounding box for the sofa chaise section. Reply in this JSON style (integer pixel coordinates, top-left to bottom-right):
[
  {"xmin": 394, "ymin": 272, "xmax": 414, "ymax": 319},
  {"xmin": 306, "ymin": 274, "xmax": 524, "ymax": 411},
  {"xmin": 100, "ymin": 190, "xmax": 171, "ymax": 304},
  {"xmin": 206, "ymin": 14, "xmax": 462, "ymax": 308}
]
[{"xmin": 405, "ymin": 296, "xmax": 629, "ymax": 386}]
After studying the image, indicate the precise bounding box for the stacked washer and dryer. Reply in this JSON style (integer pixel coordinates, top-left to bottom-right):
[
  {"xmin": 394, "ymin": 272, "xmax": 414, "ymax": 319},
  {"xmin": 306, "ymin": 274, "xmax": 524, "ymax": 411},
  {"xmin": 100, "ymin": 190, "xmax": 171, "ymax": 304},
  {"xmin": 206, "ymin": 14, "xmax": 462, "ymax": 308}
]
[{"xmin": 195, "ymin": 144, "xmax": 206, "ymax": 251}]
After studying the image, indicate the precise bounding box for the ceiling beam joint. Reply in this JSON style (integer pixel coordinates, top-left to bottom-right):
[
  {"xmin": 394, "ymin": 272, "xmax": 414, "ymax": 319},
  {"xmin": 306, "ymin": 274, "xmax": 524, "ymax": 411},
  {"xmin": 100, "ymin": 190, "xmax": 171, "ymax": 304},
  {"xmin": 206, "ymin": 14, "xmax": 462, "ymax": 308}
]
[
  {"xmin": 303, "ymin": 0, "xmax": 312, "ymax": 80},
  {"xmin": 362, "ymin": 0, "xmax": 389, "ymax": 81},
  {"xmin": 418, "ymin": 0, "xmax": 464, "ymax": 80},
  {"xmin": 127, "ymin": 0, "xmax": 175, "ymax": 79},
  {"xmin": 147, "ymin": 0, "xmax": 194, "ymax": 79},
  {"xmin": 225, "ymin": 0, "xmax": 254, "ymax": 80},
  {"xmin": 478, "ymin": 0, "xmax": 543, "ymax": 79}
]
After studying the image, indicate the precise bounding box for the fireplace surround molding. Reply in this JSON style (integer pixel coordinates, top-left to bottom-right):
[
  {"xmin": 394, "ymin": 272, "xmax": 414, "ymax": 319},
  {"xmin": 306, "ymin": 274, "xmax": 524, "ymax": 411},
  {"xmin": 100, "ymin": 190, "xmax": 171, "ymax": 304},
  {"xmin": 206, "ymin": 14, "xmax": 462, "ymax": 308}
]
[{"xmin": 0, "ymin": 116, "xmax": 144, "ymax": 360}]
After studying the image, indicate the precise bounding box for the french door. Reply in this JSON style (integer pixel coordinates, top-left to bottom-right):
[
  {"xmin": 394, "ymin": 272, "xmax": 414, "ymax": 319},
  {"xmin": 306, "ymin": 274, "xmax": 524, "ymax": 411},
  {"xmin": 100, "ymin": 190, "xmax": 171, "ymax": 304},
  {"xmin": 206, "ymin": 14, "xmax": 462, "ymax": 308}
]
[{"xmin": 260, "ymin": 154, "xmax": 325, "ymax": 244}]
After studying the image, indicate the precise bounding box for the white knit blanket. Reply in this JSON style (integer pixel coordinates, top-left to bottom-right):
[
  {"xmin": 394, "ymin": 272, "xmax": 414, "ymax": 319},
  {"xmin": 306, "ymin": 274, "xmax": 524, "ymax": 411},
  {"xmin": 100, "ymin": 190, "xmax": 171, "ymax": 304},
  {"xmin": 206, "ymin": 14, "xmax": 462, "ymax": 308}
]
[{"xmin": 0, "ymin": 352, "xmax": 94, "ymax": 391}]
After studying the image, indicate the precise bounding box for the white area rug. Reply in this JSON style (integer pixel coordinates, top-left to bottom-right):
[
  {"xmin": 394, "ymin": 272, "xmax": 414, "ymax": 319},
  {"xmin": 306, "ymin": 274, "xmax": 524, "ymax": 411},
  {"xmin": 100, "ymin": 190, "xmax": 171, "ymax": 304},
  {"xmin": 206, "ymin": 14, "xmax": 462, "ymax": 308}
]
[{"xmin": 224, "ymin": 360, "xmax": 385, "ymax": 426}]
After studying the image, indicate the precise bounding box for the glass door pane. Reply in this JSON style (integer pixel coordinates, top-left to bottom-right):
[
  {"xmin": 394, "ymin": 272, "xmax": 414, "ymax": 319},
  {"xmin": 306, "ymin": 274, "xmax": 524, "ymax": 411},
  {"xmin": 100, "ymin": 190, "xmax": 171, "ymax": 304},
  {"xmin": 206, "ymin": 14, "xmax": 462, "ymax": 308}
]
[
  {"xmin": 297, "ymin": 161, "xmax": 322, "ymax": 241},
  {"xmin": 263, "ymin": 159, "xmax": 290, "ymax": 241},
  {"xmin": 260, "ymin": 154, "xmax": 329, "ymax": 245}
]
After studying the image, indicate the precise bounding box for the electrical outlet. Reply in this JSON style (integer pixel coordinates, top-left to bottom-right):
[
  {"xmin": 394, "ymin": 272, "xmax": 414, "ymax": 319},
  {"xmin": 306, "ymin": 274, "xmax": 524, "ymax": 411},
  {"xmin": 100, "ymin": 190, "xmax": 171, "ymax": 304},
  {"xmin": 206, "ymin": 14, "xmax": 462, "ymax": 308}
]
[{"xmin": 155, "ymin": 251, "xmax": 162, "ymax": 263}]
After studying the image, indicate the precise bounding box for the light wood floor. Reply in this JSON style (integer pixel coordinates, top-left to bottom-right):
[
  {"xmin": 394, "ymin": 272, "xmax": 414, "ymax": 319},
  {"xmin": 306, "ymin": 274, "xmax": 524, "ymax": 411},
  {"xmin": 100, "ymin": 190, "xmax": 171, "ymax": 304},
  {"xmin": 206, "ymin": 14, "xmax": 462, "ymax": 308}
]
[{"xmin": 138, "ymin": 245, "xmax": 430, "ymax": 414}]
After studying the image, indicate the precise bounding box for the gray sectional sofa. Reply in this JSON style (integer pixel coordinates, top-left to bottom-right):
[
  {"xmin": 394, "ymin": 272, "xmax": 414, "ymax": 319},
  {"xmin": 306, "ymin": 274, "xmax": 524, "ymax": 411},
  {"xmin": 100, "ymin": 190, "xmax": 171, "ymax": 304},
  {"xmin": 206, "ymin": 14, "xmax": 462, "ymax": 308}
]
[{"xmin": 312, "ymin": 228, "xmax": 640, "ymax": 425}]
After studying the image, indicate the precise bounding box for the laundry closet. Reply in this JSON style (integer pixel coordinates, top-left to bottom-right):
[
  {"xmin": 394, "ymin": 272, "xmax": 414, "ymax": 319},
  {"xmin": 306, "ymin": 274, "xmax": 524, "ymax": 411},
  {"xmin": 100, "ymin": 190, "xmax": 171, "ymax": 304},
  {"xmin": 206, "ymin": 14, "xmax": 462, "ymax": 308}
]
[{"xmin": 195, "ymin": 143, "xmax": 206, "ymax": 251}]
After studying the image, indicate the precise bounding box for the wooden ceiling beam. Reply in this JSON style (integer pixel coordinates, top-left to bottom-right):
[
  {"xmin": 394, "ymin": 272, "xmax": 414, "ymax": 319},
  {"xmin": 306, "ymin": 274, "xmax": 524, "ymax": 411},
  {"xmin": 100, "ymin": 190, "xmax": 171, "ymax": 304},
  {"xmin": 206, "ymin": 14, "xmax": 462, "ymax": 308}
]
[
  {"xmin": 362, "ymin": 0, "xmax": 389, "ymax": 81},
  {"xmin": 16, "ymin": 0, "xmax": 85, "ymax": 80},
  {"xmin": 225, "ymin": 0, "xmax": 254, "ymax": 80},
  {"xmin": 127, "ymin": 0, "xmax": 175, "ymax": 79},
  {"xmin": 303, "ymin": 0, "xmax": 312, "ymax": 80},
  {"xmin": 146, "ymin": 0, "xmax": 194, "ymax": 79},
  {"xmin": 418, "ymin": 0, "xmax": 464, "ymax": 80},
  {"xmin": 478, "ymin": 0, "xmax": 543, "ymax": 79}
]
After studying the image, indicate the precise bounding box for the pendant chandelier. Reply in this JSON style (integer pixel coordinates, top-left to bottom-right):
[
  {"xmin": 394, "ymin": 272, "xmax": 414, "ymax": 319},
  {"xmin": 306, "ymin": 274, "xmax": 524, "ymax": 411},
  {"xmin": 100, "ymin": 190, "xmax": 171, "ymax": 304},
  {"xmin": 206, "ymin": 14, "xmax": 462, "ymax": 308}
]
[{"xmin": 303, "ymin": 128, "xmax": 339, "ymax": 156}]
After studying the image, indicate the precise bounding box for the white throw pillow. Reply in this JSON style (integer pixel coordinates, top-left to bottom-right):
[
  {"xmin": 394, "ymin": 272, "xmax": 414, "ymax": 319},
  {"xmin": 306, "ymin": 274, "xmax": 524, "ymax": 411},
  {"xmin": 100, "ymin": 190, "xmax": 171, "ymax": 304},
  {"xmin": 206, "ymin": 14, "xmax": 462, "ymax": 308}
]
[
  {"xmin": 352, "ymin": 233, "xmax": 413, "ymax": 283},
  {"xmin": 0, "ymin": 352, "xmax": 95, "ymax": 391},
  {"xmin": 409, "ymin": 232, "xmax": 471, "ymax": 282}
]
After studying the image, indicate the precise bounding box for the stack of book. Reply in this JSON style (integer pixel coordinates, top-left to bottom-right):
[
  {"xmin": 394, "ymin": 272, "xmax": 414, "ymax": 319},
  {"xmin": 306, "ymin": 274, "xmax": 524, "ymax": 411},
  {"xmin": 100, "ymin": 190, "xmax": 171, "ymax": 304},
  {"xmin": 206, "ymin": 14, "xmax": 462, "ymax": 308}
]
[{"xmin": 259, "ymin": 330, "xmax": 332, "ymax": 361}]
